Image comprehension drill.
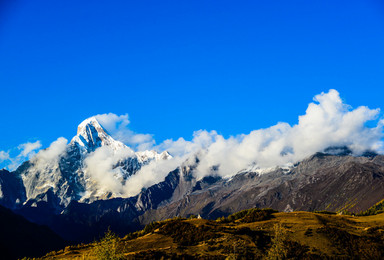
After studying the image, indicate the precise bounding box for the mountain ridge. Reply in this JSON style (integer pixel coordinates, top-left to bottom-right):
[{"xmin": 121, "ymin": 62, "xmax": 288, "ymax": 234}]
[{"xmin": 1, "ymin": 118, "xmax": 384, "ymax": 243}]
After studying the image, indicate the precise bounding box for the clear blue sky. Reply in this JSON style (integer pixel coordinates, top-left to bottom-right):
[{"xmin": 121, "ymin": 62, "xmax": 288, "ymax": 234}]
[{"xmin": 1, "ymin": 0, "xmax": 384, "ymax": 152}]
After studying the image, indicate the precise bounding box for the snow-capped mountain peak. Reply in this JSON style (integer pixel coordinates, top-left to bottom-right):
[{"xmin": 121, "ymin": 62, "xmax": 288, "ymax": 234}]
[
  {"xmin": 70, "ymin": 117, "xmax": 126, "ymax": 152},
  {"xmin": 12, "ymin": 115, "xmax": 174, "ymax": 209},
  {"xmin": 77, "ymin": 116, "xmax": 103, "ymax": 135}
]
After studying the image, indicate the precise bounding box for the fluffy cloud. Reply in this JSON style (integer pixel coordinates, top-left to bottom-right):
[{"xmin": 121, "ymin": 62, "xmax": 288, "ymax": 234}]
[
  {"xmin": 122, "ymin": 156, "xmax": 184, "ymax": 197},
  {"xmin": 0, "ymin": 151, "xmax": 10, "ymax": 162},
  {"xmin": 18, "ymin": 141, "xmax": 42, "ymax": 157},
  {"xmin": 94, "ymin": 113, "xmax": 155, "ymax": 150},
  {"xmin": 1, "ymin": 141, "xmax": 43, "ymax": 170},
  {"xmin": 82, "ymin": 89, "xmax": 384, "ymax": 196},
  {"xmin": 155, "ymin": 130, "xmax": 218, "ymax": 157},
  {"xmin": 83, "ymin": 145, "xmax": 135, "ymax": 196},
  {"xmin": 153, "ymin": 89, "xmax": 384, "ymax": 179},
  {"xmin": 31, "ymin": 137, "xmax": 68, "ymax": 169},
  {"xmin": 82, "ymin": 143, "xmax": 179, "ymax": 197}
]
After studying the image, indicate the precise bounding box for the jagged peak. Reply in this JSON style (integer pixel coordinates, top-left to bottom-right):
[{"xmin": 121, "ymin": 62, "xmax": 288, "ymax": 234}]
[
  {"xmin": 76, "ymin": 116, "xmax": 106, "ymax": 136},
  {"xmin": 69, "ymin": 117, "xmax": 175, "ymax": 170},
  {"xmin": 70, "ymin": 116, "xmax": 126, "ymax": 152}
]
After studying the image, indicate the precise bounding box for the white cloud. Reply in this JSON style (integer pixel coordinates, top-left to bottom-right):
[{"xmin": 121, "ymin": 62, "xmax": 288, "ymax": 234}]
[
  {"xmin": 94, "ymin": 113, "xmax": 155, "ymax": 150},
  {"xmin": 122, "ymin": 155, "xmax": 183, "ymax": 197},
  {"xmin": 94, "ymin": 113, "xmax": 130, "ymax": 132},
  {"xmin": 1, "ymin": 141, "xmax": 43, "ymax": 170},
  {"xmin": 0, "ymin": 151, "xmax": 10, "ymax": 162},
  {"xmin": 31, "ymin": 137, "xmax": 68, "ymax": 169},
  {"xmin": 153, "ymin": 89, "xmax": 384, "ymax": 180},
  {"xmin": 84, "ymin": 89, "xmax": 384, "ymax": 196},
  {"xmin": 155, "ymin": 130, "xmax": 218, "ymax": 157},
  {"xmin": 83, "ymin": 145, "xmax": 135, "ymax": 196},
  {"xmin": 18, "ymin": 141, "xmax": 42, "ymax": 158},
  {"xmin": 82, "ymin": 142, "xmax": 178, "ymax": 198}
]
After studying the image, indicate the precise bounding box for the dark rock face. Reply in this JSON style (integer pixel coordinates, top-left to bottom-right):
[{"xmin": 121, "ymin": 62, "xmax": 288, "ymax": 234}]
[{"xmin": 0, "ymin": 169, "xmax": 26, "ymax": 209}]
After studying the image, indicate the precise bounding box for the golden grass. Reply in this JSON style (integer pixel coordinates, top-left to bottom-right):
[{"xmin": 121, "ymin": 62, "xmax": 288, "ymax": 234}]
[{"xmin": 39, "ymin": 211, "xmax": 384, "ymax": 259}]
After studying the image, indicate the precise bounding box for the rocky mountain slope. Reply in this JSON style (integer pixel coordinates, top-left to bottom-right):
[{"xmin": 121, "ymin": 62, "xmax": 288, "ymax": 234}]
[
  {"xmin": 1, "ymin": 118, "xmax": 384, "ymax": 243},
  {"xmin": 139, "ymin": 152, "xmax": 384, "ymax": 224},
  {"xmin": 13, "ymin": 150, "xmax": 384, "ymax": 243}
]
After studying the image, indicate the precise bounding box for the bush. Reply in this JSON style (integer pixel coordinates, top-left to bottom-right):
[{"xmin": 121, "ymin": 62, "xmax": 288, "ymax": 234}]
[
  {"xmin": 313, "ymin": 210, "xmax": 336, "ymax": 215},
  {"xmin": 124, "ymin": 217, "xmax": 187, "ymax": 241},
  {"xmin": 142, "ymin": 221, "xmax": 164, "ymax": 235},
  {"xmin": 217, "ymin": 208, "xmax": 277, "ymax": 223},
  {"xmin": 158, "ymin": 220, "xmax": 218, "ymax": 246}
]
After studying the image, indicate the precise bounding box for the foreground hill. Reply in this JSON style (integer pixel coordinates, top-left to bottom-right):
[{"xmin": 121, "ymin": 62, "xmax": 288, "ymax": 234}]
[
  {"xmin": 0, "ymin": 204, "xmax": 66, "ymax": 260},
  {"xmin": 39, "ymin": 209, "xmax": 384, "ymax": 259}
]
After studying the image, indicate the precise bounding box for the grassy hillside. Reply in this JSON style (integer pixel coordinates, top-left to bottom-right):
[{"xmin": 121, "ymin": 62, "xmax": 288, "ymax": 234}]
[{"xmin": 37, "ymin": 208, "xmax": 384, "ymax": 259}]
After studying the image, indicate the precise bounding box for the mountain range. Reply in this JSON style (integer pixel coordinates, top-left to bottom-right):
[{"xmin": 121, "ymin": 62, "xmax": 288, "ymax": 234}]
[{"xmin": 1, "ymin": 116, "xmax": 384, "ymax": 247}]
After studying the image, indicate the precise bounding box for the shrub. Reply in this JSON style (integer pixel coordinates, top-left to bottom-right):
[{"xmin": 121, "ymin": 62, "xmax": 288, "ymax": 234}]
[
  {"xmin": 313, "ymin": 210, "xmax": 336, "ymax": 215},
  {"xmin": 217, "ymin": 208, "xmax": 277, "ymax": 223},
  {"xmin": 124, "ymin": 217, "xmax": 187, "ymax": 241},
  {"xmin": 158, "ymin": 220, "xmax": 217, "ymax": 246},
  {"xmin": 142, "ymin": 221, "xmax": 164, "ymax": 235}
]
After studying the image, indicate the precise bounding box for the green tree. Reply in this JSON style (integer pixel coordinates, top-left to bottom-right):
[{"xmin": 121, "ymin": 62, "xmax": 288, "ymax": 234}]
[
  {"xmin": 93, "ymin": 229, "xmax": 123, "ymax": 260},
  {"xmin": 265, "ymin": 223, "xmax": 288, "ymax": 260}
]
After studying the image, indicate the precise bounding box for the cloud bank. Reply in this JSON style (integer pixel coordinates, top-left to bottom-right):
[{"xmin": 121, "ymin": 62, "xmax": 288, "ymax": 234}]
[
  {"xmin": 153, "ymin": 89, "xmax": 384, "ymax": 179},
  {"xmin": 89, "ymin": 89, "xmax": 383, "ymax": 196}
]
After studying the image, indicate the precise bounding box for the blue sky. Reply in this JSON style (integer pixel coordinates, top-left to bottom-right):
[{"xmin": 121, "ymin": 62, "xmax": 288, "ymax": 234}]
[{"xmin": 1, "ymin": 0, "xmax": 384, "ymax": 167}]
